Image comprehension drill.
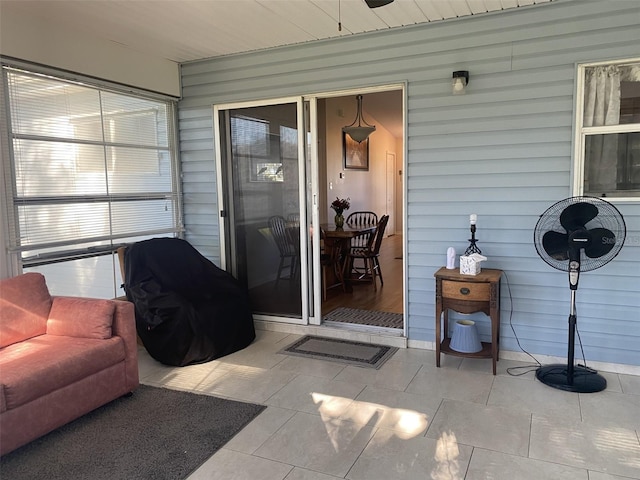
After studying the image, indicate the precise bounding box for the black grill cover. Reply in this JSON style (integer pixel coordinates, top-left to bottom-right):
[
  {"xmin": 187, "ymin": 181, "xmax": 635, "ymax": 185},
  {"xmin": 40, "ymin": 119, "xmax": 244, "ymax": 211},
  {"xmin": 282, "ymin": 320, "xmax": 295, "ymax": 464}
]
[{"xmin": 123, "ymin": 237, "xmax": 255, "ymax": 366}]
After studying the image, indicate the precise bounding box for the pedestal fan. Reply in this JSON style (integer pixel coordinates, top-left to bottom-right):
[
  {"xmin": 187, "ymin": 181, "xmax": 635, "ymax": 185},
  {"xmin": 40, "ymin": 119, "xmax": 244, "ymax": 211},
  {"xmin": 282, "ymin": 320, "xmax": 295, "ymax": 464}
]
[{"xmin": 533, "ymin": 196, "xmax": 626, "ymax": 393}]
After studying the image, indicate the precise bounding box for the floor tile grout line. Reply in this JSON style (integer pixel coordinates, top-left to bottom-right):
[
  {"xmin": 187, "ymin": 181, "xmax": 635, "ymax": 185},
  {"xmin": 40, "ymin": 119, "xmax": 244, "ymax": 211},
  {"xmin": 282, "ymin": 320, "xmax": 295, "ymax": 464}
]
[
  {"xmin": 249, "ymin": 407, "xmax": 304, "ymax": 461},
  {"xmin": 403, "ymin": 362, "xmax": 425, "ymax": 393},
  {"xmin": 424, "ymin": 397, "xmax": 446, "ymax": 438},
  {"xmin": 464, "ymin": 446, "xmax": 477, "ymax": 480},
  {"xmin": 261, "ymin": 371, "xmax": 302, "ymax": 405},
  {"xmin": 527, "ymin": 413, "xmax": 533, "ymax": 459},
  {"xmin": 343, "ymin": 424, "xmax": 380, "ymax": 480}
]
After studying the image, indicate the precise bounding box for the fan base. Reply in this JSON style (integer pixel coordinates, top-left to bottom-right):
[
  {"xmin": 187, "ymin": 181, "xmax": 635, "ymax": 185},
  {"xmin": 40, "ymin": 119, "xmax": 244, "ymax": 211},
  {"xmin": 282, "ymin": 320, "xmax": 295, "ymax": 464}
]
[{"xmin": 536, "ymin": 364, "xmax": 607, "ymax": 393}]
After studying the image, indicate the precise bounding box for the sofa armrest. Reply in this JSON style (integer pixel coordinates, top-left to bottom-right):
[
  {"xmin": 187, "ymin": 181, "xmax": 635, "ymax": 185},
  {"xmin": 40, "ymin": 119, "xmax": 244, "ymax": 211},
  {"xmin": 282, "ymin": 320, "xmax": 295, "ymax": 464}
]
[{"xmin": 112, "ymin": 300, "xmax": 140, "ymax": 391}]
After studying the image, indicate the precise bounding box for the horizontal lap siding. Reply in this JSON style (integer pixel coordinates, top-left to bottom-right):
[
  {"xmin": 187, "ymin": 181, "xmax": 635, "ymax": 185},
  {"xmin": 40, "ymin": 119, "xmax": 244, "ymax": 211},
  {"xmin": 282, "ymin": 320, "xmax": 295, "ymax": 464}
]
[
  {"xmin": 179, "ymin": 0, "xmax": 640, "ymax": 366},
  {"xmin": 179, "ymin": 106, "xmax": 221, "ymax": 264}
]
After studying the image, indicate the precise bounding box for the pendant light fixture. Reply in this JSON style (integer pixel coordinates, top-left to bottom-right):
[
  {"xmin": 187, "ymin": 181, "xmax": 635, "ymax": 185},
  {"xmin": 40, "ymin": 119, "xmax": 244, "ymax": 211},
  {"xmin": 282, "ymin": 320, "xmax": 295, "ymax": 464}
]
[{"xmin": 342, "ymin": 95, "xmax": 376, "ymax": 143}]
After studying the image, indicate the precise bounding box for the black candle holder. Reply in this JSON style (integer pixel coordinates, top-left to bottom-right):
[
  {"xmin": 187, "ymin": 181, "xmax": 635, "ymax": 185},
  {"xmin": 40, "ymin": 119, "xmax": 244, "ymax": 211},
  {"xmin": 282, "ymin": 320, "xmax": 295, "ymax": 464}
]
[{"xmin": 464, "ymin": 224, "xmax": 482, "ymax": 255}]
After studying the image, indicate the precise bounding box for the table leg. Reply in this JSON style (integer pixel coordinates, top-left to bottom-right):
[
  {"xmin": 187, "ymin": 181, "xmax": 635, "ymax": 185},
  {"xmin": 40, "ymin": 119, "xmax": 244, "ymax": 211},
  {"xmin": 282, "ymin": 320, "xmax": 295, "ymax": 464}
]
[
  {"xmin": 335, "ymin": 238, "xmax": 353, "ymax": 292},
  {"xmin": 322, "ymin": 237, "xmax": 348, "ymax": 293}
]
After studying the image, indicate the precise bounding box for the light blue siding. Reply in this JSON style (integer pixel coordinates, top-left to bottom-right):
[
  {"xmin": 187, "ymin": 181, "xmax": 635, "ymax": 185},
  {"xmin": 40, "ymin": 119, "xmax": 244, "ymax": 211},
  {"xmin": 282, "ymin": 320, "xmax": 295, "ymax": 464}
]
[
  {"xmin": 179, "ymin": 0, "xmax": 640, "ymax": 366},
  {"xmin": 178, "ymin": 106, "xmax": 221, "ymax": 264}
]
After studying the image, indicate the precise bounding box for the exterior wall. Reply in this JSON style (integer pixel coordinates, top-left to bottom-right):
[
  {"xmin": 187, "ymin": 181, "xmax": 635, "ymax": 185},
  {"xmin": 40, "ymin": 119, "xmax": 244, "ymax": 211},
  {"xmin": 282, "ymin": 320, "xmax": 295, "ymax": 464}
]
[{"xmin": 180, "ymin": 0, "xmax": 640, "ymax": 365}]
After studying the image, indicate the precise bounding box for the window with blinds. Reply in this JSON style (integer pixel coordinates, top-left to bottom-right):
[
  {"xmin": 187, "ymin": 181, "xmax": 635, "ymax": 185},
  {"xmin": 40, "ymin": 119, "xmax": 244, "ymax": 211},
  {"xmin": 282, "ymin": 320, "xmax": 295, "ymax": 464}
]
[{"xmin": 1, "ymin": 65, "xmax": 182, "ymax": 297}]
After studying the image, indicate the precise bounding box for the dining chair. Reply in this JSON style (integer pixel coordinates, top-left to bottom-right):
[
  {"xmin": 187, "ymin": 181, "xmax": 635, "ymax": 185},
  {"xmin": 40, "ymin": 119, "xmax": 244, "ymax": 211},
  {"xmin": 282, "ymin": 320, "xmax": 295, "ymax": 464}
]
[
  {"xmin": 346, "ymin": 211, "xmax": 378, "ymax": 252},
  {"xmin": 347, "ymin": 214, "xmax": 389, "ymax": 290},
  {"xmin": 287, "ymin": 212, "xmax": 300, "ymax": 226},
  {"xmin": 268, "ymin": 215, "xmax": 298, "ymax": 286}
]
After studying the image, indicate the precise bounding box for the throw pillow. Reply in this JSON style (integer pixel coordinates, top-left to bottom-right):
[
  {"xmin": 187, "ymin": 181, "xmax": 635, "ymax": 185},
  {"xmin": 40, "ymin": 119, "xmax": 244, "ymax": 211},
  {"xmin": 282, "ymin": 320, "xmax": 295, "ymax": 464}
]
[{"xmin": 47, "ymin": 297, "xmax": 115, "ymax": 339}]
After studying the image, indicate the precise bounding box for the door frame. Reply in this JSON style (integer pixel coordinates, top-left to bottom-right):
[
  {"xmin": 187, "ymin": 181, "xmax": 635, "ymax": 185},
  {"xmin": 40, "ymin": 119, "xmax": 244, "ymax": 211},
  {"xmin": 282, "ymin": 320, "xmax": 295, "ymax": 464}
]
[
  {"xmin": 306, "ymin": 84, "xmax": 407, "ymax": 333},
  {"xmin": 213, "ymin": 96, "xmax": 310, "ymax": 325},
  {"xmin": 213, "ymin": 84, "xmax": 408, "ymax": 336}
]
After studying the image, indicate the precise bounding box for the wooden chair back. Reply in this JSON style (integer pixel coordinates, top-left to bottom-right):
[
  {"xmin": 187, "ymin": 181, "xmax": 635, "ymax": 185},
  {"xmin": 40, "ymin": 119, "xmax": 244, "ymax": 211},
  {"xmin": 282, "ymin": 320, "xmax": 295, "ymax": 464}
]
[
  {"xmin": 346, "ymin": 211, "xmax": 378, "ymax": 250},
  {"xmin": 268, "ymin": 215, "xmax": 297, "ymax": 257},
  {"xmin": 369, "ymin": 215, "xmax": 389, "ymax": 256}
]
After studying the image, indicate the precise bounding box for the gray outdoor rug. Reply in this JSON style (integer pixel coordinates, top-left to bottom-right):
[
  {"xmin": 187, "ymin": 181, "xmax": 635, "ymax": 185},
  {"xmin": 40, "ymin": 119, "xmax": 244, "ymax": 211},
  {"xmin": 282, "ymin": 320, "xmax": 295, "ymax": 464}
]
[
  {"xmin": 323, "ymin": 307, "xmax": 403, "ymax": 329},
  {"xmin": 0, "ymin": 384, "xmax": 265, "ymax": 480},
  {"xmin": 280, "ymin": 335, "xmax": 397, "ymax": 369}
]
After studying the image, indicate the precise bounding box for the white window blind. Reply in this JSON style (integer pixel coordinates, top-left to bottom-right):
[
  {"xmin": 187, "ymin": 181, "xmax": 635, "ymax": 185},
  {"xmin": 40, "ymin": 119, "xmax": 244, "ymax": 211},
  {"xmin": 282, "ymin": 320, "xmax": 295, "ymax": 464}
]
[{"xmin": 2, "ymin": 66, "xmax": 182, "ymax": 296}]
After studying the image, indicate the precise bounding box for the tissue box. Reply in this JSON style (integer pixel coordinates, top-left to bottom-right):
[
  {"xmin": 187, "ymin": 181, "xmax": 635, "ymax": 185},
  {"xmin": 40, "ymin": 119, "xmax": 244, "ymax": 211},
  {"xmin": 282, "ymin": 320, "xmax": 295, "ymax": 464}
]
[{"xmin": 460, "ymin": 255, "xmax": 482, "ymax": 275}]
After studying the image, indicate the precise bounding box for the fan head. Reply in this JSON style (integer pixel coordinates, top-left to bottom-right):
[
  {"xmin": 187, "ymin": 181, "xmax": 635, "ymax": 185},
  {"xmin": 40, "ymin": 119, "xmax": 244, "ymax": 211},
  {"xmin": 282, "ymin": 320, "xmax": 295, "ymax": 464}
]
[{"xmin": 534, "ymin": 196, "xmax": 626, "ymax": 272}]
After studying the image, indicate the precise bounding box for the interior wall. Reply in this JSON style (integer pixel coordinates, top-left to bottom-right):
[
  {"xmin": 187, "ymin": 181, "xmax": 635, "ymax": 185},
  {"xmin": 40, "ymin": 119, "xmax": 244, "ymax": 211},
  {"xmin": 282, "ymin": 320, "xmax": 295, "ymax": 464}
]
[{"xmin": 324, "ymin": 96, "xmax": 397, "ymax": 225}]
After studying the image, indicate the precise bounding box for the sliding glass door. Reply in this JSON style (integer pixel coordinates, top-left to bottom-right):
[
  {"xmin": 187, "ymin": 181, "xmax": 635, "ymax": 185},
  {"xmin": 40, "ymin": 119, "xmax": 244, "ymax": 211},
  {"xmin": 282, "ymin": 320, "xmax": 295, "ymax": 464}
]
[{"xmin": 215, "ymin": 98, "xmax": 315, "ymax": 323}]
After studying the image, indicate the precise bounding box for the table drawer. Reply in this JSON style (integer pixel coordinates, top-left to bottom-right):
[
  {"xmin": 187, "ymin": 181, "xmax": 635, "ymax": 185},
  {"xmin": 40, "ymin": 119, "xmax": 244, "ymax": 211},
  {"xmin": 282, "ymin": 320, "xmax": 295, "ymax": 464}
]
[{"xmin": 442, "ymin": 280, "xmax": 490, "ymax": 301}]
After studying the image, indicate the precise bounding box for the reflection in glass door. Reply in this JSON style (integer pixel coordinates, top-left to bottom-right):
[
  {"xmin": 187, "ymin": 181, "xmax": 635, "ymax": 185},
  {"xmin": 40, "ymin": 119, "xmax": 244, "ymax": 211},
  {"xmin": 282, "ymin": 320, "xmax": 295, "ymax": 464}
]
[{"xmin": 216, "ymin": 100, "xmax": 309, "ymax": 322}]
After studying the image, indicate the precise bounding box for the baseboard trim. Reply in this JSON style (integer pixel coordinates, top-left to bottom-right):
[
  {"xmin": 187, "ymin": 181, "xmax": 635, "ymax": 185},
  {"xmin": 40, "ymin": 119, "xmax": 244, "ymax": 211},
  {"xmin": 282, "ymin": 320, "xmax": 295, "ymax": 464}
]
[
  {"xmin": 406, "ymin": 338, "xmax": 640, "ymax": 376},
  {"xmin": 255, "ymin": 320, "xmax": 407, "ymax": 349},
  {"xmin": 255, "ymin": 321, "xmax": 638, "ymax": 376}
]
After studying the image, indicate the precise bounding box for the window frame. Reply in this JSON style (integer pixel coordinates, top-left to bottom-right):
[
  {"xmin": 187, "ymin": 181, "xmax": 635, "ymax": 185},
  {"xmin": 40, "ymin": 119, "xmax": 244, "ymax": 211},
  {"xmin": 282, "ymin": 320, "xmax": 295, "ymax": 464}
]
[
  {"xmin": 0, "ymin": 59, "xmax": 183, "ymax": 281},
  {"xmin": 572, "ymin": 57, "xmax": 640, "ymax": 203}
]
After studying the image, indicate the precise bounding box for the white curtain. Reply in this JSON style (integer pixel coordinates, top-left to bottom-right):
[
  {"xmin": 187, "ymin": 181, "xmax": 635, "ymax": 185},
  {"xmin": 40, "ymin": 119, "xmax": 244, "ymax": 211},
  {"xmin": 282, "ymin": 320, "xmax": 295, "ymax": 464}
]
[{"xmin": 583, "ymin": 65, "xmax": 621, "ymax": 193}]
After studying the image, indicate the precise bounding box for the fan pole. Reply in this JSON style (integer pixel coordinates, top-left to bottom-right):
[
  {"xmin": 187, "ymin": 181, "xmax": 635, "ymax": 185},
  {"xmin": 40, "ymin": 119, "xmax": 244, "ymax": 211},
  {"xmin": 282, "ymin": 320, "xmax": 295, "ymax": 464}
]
[
  {"xmin": 566, "ymin": 292, "xmax": 577, "ymax": 384},
  {"xmin": 535, "ymin": 288, "xmax": 607, "ymax": 393}
]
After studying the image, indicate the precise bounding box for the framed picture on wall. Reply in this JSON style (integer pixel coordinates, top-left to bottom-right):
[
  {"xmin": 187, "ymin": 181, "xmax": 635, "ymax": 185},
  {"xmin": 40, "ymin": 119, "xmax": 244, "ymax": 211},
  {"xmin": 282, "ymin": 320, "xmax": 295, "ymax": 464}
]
[{"xmin": 343, "ymin": 132, "xmax": 369, "ymax": 170}]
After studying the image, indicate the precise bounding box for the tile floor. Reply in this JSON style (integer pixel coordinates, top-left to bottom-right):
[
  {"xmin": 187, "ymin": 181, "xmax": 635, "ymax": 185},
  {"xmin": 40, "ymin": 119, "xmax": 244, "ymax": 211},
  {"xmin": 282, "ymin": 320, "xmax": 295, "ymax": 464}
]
[{"xmin": 137, "ymin": 329, "xmax": 640, "ymax": 480}]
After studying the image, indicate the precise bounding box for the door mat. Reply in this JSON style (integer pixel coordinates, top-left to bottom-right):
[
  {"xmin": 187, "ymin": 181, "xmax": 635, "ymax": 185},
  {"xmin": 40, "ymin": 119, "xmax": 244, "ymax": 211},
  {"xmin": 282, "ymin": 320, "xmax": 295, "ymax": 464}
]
[
  {"xmin": 279, "ymin": 335, "xmax": 397, "ymax": 369},
  {"xmin": 0, "ymin": 384, "xmax": 266, "ymax": 480},
  {"xmin": 323, "ymin": 307, "xmax": 403, "ymax": 329}
]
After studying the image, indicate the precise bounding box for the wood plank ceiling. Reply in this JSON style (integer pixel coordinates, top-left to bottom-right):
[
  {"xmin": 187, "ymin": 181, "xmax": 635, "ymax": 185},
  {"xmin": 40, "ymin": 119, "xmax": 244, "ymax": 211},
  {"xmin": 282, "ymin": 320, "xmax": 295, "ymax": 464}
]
[{"xmin": 0, "ymin": 0, "xmax": 554, "ymax": 63}]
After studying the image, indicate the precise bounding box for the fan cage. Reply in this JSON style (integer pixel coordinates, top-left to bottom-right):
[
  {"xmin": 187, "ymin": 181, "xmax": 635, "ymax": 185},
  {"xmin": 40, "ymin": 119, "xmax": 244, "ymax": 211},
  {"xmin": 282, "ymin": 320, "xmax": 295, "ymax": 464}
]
[{"xmin": 533, "ymin": 196, "xmax": 626, "ymax": 272}]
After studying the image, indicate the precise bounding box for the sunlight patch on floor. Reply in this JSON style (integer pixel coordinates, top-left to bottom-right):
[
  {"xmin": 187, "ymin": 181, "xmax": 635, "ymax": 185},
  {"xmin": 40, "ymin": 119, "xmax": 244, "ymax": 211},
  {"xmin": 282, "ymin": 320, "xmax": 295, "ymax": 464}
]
[
  {"xmin": 593, "ymin": 426, "xmax": 640, "ymax": 469},
  {"xmin": 312, "ymin": 391, "xmax": 428, "ymax": 445},
  {"xmin": 432, "ymin": 430, "xmax": 463, "ymax": 480}
]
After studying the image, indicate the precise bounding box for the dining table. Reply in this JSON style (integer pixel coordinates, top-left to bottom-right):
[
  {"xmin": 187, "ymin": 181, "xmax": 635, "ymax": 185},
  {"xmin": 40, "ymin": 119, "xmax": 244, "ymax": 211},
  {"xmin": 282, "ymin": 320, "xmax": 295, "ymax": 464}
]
[{"xmin": 320, "ymin": 222, "xmax": 377, "ymax": 293}]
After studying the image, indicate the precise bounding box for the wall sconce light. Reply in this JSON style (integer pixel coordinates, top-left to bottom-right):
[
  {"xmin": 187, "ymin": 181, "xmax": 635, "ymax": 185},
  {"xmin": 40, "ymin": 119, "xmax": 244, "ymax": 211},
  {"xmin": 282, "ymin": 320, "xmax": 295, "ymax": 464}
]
[
  {"xmin": 342, "ymin": 94, "xmax": 376, "ymax": 143},
  {"xmin": 452, "ymin": 71, "xmax": 469, "ymax": 95}
]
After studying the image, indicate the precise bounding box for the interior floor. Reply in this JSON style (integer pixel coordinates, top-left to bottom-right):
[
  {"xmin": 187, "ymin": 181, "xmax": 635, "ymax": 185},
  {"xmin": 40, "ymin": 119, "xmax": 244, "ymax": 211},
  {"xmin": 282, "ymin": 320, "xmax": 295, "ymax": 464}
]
[
  {"xmin": 136, "ymin": 330, "xmax": 640, "ymax": 480},
  {"xmin": 322, "ymin": 233, "xmax": 403, "ymax": 317}
]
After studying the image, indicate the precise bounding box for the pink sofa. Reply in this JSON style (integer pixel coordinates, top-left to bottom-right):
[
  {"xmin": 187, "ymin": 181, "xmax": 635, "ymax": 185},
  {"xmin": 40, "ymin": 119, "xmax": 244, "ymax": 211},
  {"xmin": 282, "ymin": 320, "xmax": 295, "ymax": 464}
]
[{"xmin": 0, "ymin": 272, "xmax": 139, "ymax": 455}]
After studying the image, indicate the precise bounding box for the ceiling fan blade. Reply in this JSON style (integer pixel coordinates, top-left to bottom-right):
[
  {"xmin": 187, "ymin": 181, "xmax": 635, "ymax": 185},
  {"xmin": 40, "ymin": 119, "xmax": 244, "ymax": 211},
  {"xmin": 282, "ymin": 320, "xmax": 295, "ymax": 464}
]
[
  {"xmin": 542, "ymin": 231, "xmax": 569, "ymax": 260},
  {"xmin": 584, "ymin": 228, "xmax": 616, "ymax": 258},
  {"xmin": 560, "ymin": 202, "xmax": 598, "ymax": 232},
  {"xmin": 365, "ymin": 0, "xmax": 394, "ymax": 8}
]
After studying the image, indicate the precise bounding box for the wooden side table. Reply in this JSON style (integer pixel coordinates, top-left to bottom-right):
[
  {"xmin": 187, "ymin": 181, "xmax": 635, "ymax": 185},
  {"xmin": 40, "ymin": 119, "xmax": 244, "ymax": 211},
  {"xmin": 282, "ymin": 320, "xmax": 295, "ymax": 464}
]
[{"xmin": 434, "ymin": 267, "xmax": 502, "ymax": 374}]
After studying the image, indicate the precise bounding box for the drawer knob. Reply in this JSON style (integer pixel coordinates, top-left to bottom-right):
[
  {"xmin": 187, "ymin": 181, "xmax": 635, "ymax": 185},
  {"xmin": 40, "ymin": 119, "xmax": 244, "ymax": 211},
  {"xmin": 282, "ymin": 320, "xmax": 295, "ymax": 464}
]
[{"xmin": 460, "ymin": 287, "xmax": 470, "ymax": 295}]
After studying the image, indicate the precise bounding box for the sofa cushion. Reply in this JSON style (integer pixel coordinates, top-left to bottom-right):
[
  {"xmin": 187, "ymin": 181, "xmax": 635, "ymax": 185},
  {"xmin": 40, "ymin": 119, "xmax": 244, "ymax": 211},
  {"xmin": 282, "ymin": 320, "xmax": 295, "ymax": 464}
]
[
  {"xmin": 0, "ymin": 334, "xmax": 126, "ymax": 410},
  {"xmin": 47, "ymin": 297, "xmax": 114, "ymax": 339},
  {"xmin": 0, "ymin": 273, "xmax": 51, "ymax": 348}
]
